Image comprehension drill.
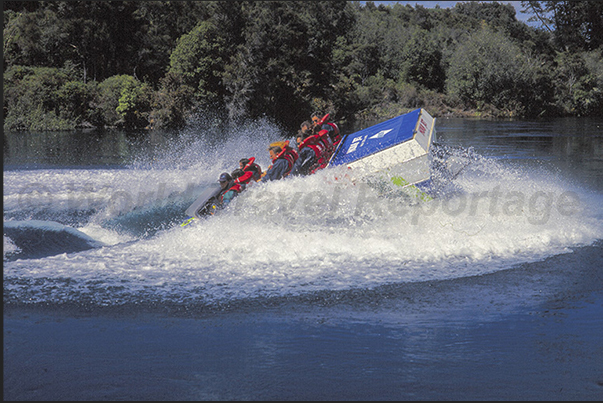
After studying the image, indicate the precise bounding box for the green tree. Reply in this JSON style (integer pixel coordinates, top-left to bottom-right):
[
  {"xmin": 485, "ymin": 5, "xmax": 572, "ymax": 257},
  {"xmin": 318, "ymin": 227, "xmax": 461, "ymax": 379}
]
[
  {"xmin": 295, "ymin": 1, "xmax": 353, "ymax": 102},
  {"xmin": 446, "ymin": 26, "xmax": 553, "ymax": 117},
  {"xmin": 115, "ymin": 75, "xmax": 153, "ymax": 129},
  {"xmin": 149, "ymin": 71, "xmax": 196, "ymax": 130},
  {"xmin": 3, "ymin": 8, "xmax": 69, "ymax": 68},
  {"xmin": 223, "ymin": 1, "xmax": 317, "ymax": 128},
  {"xmin": 91, "ymin": 74, "xmax": 152, "ymax": 129},
  {"xmin": 399, "ymin": 29, "xmax": 445, "ymax": 92},
  {"xmin": 55, "ymin": 80, "xmax": 94, "ymax": 125},
  {"xmin": 3, "ymin": 65, "xmax": 78, "ymax": 130},
  {"xmin": 5, "ymin": 0, "xmax": 602, "ymax": 131},
  {"xmin": 521, "ymin": 1, "xmax": 603, "ymax": 51},
  {"xmin": 132, "ymin": 1, "xmax": 217, "ymax": 83},
  {"xmin": 553, "ymin": 51, "xmax": 603, "ymax": 116},
  {"xmin": 168, "ymin": 20, "xmax": 228, "ymax": 106},
  {"xmin": 581, "ymin": 49, "xmax": 603, "ymax": 116},
  {"xmin": 93, "ymin": 75, "xmax": 131, "ymax": 127},
  {"xmin": 330, "ymin": 2, "xmax": 385, "ymax": 117}
]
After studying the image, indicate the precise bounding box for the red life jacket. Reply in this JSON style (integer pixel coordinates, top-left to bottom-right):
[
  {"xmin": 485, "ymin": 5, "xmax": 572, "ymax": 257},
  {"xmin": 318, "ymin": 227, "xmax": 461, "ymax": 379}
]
[
  {"xmin": 298, "ymin": 134, "xmax": 326, "ymax": 174},
  {"xmin": 287, "ymin": 147, "xmax": 299, "ymax": 168},
  {"xmin": 317, "ymin": 129, "xmax": 335, "ymax": 164},
  {"xmin": 234, "ymin": 170, "xmax": 254, "ymax": 185},
  {"xmin": 242, "ymin": 157, "xmax": 262, "ymax": 182},
  {"xmin": 317, "ymin": 113, "xmax": 341, "ymax": 146},
  {"xmin": 318, "ymin": 113, "xmax": 340, "ymax": 135},
  {"xmin": 299, "ymin": 135, "xmax": 325, "ymax": 158},
  {"xmin": 317, "ymin": 113, "xmax": 330, "ymax": 126},
  {"xmin": 318, "ymin": 129, "xmax": 333, "ymax": 149},
  {"xmin": 272, "ymin": 143, "xmax": 298, "ymax": 176},
  {"xmin": 219, "ymin": 182, "xmax": 242, "ymax": 202},
  {"xmin": 325, "ymin": 121, "xmax": 340, "ymax": 135}
]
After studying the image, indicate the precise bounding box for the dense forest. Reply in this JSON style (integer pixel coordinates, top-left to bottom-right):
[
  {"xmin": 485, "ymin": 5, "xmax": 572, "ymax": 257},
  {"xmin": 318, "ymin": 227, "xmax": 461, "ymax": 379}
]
[{"xmin": 3, "ymin": 1, "xmax": 603, "ymax": 132}]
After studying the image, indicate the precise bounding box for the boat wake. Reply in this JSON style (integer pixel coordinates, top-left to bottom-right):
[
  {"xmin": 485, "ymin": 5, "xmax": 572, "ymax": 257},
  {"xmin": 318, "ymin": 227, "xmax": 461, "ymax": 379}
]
[
  {"xmin": 3, "ymin": 220, "xmax": 105, "ymax": 261},
  {"xmin": 4, "ymin": 126, "xmax": 603, "ymax": 309}
]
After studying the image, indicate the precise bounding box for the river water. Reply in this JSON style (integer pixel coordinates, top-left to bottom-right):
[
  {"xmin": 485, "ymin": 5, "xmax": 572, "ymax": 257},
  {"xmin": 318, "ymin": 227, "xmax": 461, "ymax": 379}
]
[{"xmin": 4, "ymin": 115, "xmax": 603, "ymax": 400}]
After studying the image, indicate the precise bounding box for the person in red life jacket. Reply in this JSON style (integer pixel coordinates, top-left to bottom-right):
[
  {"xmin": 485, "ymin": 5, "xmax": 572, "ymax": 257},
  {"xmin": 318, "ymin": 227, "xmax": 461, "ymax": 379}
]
[
  {"xmin": 261, "ymin": 141, "xmax": 298, "ymax": 182},
  {"xmin": 290, "ymin": 129, "xmax": 330, "ymax": 176},
  {"xmin": 230, "ymin": 168, "xmax": 249, "ymax": 191},
  {"xmin": 225, "ymin": 158, "xmax": 262, "ymax": 192},
  {"xmin": 301, "ymin": 119, "xmax": 333, "ymax": 161},
  {"xmin": 317, "ymin": 127, "xmax": 335, "ymax": 163},
  {"xmin": 290, "ymin": 132, "xmax": 318, "ymax": 176},
  {"xmin": 239, "ymin": 157, "xmax": 263, "ymax": 182},
  {"xmin": 311, "ymin": 111, "xmax": 342, "ymax": 147},
  {"xmin": 217, "ymin": 172, "xmax": 242, "ymax": 208}
]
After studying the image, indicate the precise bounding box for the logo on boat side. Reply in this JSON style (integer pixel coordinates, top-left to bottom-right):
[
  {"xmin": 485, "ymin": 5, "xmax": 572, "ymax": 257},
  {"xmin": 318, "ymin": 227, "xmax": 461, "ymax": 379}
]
[
  {"xmin": 346, "ymin": 128, "xmax": 393, "ymax": 154},
  {"xmin": 346, "ymin": 135, "xmax": 365, "ymax": 154},
  {"xmin": 369, "ymin": 129, "xmax": 393, "ymax": 139}
]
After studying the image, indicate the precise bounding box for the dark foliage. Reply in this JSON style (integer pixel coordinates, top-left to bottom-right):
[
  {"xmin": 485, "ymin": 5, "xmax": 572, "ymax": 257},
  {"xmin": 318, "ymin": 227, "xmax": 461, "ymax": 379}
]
[{"xmin": 4, "ymin": 1, "xmax": 602, "ymax": 132}]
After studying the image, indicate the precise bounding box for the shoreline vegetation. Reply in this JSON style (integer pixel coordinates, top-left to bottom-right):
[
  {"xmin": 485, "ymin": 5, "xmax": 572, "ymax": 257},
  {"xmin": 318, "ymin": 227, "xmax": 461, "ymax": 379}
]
[{"xmin": 3, "ymin": 1, "xmax": 603, "ymax": 133}]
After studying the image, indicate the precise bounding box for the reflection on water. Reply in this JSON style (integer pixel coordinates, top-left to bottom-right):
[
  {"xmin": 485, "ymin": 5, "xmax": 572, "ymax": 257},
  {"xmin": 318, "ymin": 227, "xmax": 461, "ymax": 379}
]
[
  {"xmin": 3, "ymin": 129, "xmax": 176, "ymax": 168},
  {"xmin": 434, "ymin": 117, "xmax": 603, "ymax": 191}
]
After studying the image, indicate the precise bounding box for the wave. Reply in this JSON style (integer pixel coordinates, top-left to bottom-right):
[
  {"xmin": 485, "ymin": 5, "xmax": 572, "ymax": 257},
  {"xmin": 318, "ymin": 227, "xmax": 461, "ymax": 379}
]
[
  {"xmin": 3, "ymin": 220, "xmax": 105, "ymax": 261},
  {"xmin": 3, "ymin": 129, "xmax": 603, "ymax": 307}
]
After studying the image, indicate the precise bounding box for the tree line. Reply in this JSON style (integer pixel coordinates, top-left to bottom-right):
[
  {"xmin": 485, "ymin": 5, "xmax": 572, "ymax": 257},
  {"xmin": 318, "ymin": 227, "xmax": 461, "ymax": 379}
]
[{"xmin": 3, "ymin": 1, "xmax": 603, "ymax": 133}]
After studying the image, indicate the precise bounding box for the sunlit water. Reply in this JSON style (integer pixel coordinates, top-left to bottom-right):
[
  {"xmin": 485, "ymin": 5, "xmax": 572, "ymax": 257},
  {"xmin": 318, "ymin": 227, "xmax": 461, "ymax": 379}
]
[{"xmin": 4, "ymin": 116, "xmax": 603, "ymax": 309}]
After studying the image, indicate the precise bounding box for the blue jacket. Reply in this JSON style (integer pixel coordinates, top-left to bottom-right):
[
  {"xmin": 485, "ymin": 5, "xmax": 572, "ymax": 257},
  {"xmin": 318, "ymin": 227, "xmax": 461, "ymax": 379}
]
[
  {"xmin": 221, "ymin": 189, "xmax": 237, "ymax": 207},
  {"xmin": 261, "ymin": 158, "xmax": 290, "ymax": 182},
  {"xmin": 219, "ymin": 181, "xmax": 242, "ymax": 208},
  {"xmin": 290, "ymin": 146, "xmax": 316, "ymax": 176}
]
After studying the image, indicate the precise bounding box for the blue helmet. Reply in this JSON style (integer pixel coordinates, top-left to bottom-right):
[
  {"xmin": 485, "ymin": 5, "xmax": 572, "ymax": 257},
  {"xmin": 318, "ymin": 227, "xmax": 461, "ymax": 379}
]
[{"xmin": 218, "ymin": 172, "xmax": 232, "ymax": 183}]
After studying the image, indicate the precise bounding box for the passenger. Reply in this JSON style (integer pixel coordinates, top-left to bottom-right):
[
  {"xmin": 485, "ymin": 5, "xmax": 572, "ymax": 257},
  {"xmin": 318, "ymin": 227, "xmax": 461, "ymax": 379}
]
[
  {"xmin": 280, "ymin": 140, "xmax": 299, "ymax": 171},
  {"xmin": 316, "ymin": 126, "xmax": 334, "ymax": 162},
  {"xmin": 300, "ymin": 120, "xmax": 314, "ymax": 137},
  {"xmin": 217, "ymin": 172, "xmax": 242, "ymax": 208},
  {"xmin": 290, "ymin": 132, "xmax": 317, "ymax": 176},
  {"xmin": 230, "ymin": 168, "xmax": 249, "ymax": 191},
  {"xmin": 300, "ymin": 118, "xmax": 334, "ymax": 161},
  {"xmin": 290, "ymin": 131, "xmax": 327, "ymax": 176},
  {"xmin": 231, "ymin": 168, "xmax": 244, "ymax": 180},
  {"xmin": 231, "ymin": 158, "xmax": 262, "ymax": 191},
  {"xmin": 311, "ymin": 111, "xmax": 342, "ymax": 148},
  {"xmin": 302, "ymin": 119, "xmax": 332, "ymax": 163},
  {"xmin": 261, "ymin": 141, "xmax": 298, "ymax": 182},
  {"xmin": 240, "ymin": 158, "xmax": 263, "ymax": 181}
]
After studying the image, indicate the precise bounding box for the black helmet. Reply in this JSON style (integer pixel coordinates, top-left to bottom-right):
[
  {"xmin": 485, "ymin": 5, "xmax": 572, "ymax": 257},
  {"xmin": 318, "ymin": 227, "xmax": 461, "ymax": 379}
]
[{"xmin": 218, "ymin": 172, "xmax": 232, "ymax": 183}]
